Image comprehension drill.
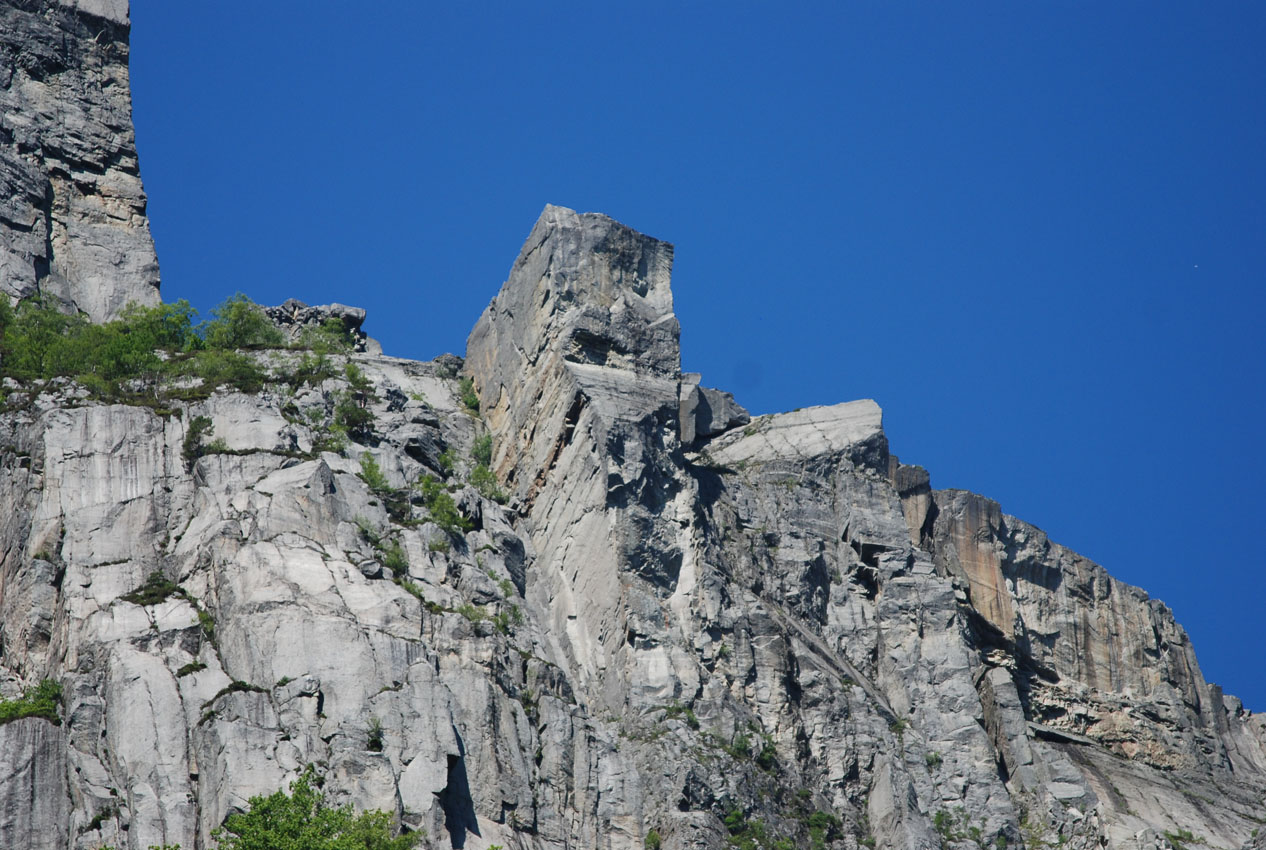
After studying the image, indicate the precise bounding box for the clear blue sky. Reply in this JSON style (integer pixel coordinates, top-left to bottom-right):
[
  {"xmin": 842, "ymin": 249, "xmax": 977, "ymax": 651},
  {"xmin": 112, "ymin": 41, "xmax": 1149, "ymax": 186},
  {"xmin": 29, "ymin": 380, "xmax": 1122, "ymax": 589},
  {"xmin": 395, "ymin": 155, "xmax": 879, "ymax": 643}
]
[{"xmin": 130, "ymin": 2, "xmax": 1266, "ymax": 709}]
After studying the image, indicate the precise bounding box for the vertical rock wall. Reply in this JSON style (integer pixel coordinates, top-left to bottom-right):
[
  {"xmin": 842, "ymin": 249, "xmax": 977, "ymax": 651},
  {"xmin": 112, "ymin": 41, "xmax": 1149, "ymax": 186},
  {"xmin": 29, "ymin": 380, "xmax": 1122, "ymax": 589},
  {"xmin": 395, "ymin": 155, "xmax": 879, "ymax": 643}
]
[{"xmin": 0, "ymin": 0, "xmax": 159, "ymax": 320}]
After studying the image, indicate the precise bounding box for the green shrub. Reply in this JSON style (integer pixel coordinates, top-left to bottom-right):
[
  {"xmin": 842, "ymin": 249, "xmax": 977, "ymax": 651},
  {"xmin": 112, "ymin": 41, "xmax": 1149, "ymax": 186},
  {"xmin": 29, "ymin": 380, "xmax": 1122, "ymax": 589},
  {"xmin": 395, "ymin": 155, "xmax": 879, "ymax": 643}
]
[
  {"xmin": 297, "ymin": 317, "xmax": 354, "ymax": 353},
  {"xmin": 664, "ymin": 702, "xmax": 700, "ymax": 730},
  {"xmin": 0, "ymin": 679, "xmax": 62, "ymax": 726},
  {"xmin": 334, "ymin": 392, "xmax": 374, "ymax": 440},
  {"xmin": 367, "ymin": 717, "xmax": 384, "ymax": 752},
  {"xmin": 358, "ymin": 453, "xmax": 390, "ymax": 493},
  {"xmin": 380, "ymin": 539, "xmax": 408, "ymax": 573},
  {"xmin": 0, "ymin": 295, "xmax": 287, "ymax": 402},
  {"xmin": 181, "ymin": 415, "xmax": 224, "ymax": 470},
  {"xmin": 437, "ymin": 449, "xmax": 455, "ymax": 476},
  {"xmin": 806, "ymin": 811, "xmax": 841, "ymax": 850},
  {"xmin": 416, "ymin": 475, "xmax": 471, "ymax": 535},
  {"xmin": 471, "ymin": 434, "xmax": 492, "ymax": 466},
  {"xmin": 284, "ymin": 350, "xmax": 337, "ymax": 387},
  {"xmin": 186, "ymin": 349, "xmax": 268, "ymax": 394},
  {"xmin": 0, "ymin": 297, "xmax": 195, "ymax": 394},
  {"xmin": 645, "ymin": 830, "xmax": 662, "ymax": 850},
  {"xmin": 394, "ymin": 577, "xmax": 427, "ymax": 603},
  {"xmin": 197, "ymin": 608, "xmax": 216, "ymax": 641},
  {"xmin": 458, "ymin": 376, "xmax": 479, "ymax": 412},
  {"xmin": 468, "ymin": 463, "xmax": 507, "ymax": 503},
  {"xmin": 455, "ymin": 603, "xmax": 487, "ymax": 623},
  {"xmin": 176, "ymin": 661, "xmax": 207, "ymax": 678},
  {"xmin": 198, "ymin": 293, "xmax": 283, "ymax": 350},
  {"xmin": 212, "ymin": 765, "xmax": 417, "ymax": 850},
  {"xmin": 121, "ymin": 571, "xmax": 184, "ymax": 606},
  {"xmin": 353, "ymin": 515, "xmax": 381, "ymax": 547},
  {"xmin": 492, "ymin": 605, "xmax": 523, "ymax": 635}
]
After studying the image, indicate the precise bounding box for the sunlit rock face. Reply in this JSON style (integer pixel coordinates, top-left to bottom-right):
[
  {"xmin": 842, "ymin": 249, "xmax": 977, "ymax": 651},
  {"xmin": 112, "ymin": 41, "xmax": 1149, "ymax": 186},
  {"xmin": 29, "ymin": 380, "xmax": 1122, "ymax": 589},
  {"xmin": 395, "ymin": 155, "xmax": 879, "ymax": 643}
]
[
  {"xmin": 2, "ymin": 9, "xmax": 1266, "ymax": 849},
  {"xmin": 0, "ymin": 0, "xmax": 159, "ymax": 320}
]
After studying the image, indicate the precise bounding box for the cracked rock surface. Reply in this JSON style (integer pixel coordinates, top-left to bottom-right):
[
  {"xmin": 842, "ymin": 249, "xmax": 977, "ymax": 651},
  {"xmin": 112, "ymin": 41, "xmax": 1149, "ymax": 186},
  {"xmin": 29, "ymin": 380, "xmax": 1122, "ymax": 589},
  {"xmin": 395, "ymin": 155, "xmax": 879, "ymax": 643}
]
[
  {"xmin": 0, "ymin": 0, "xmax": 159, "ymax": 320},
  {"xmin": 2, "ymin": 8, "xmax": 1265, "ymax": 849},
  {"xmin": 1, "ymin": 205, "xmax": 1264, "ymax": 850}
]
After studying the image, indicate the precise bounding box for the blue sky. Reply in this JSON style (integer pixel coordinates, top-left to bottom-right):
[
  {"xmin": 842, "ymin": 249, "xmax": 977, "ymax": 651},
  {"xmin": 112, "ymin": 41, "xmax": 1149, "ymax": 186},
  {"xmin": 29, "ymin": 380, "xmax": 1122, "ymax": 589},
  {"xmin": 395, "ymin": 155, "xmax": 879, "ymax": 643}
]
[{"xmin": 129, "ymin": 3, "xmax": 1265, "ymax": 709}]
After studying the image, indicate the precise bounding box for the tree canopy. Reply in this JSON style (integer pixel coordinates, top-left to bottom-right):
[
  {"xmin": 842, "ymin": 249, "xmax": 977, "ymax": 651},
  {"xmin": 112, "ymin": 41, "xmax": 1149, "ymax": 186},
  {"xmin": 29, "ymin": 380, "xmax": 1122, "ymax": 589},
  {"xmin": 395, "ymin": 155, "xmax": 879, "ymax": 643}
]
[{"xmin": 212, "ymin": 766, "xmax": 418, "ymax": 850}]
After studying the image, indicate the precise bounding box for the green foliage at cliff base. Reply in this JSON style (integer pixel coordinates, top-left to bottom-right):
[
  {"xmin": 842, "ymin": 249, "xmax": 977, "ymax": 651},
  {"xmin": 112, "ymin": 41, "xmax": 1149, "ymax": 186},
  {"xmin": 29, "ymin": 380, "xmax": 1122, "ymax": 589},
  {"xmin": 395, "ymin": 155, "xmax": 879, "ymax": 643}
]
[{"xmin": 211, "ymin": 765, "xmax": 418, "ymax": 850}]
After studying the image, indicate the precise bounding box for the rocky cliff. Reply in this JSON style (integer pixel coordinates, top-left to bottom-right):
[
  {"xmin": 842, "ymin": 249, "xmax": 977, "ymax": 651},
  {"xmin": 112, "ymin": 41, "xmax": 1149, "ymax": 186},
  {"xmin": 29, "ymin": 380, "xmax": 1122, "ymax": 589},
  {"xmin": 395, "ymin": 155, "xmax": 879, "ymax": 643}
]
[
  {"xmin": 1, "ymin": 5, "xmax": 1264, "ymax": 850},
  {"xmin": 0, "ymin": 0, "xmax": 159, "ymax": 320}
]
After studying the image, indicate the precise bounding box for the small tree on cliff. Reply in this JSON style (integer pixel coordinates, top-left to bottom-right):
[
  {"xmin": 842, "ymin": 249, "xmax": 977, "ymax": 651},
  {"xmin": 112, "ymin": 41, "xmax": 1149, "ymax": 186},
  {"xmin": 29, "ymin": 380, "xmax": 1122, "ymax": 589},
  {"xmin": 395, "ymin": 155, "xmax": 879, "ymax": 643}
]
[{"xmin": 212, "ymin": 766, "xmax": 417, "ymax": 850}]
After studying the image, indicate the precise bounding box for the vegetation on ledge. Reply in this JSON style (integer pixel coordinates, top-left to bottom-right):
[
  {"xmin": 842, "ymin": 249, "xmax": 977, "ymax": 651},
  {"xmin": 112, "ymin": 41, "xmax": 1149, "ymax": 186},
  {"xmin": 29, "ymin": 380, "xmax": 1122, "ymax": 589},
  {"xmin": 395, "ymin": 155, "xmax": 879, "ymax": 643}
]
[
  {"xmin": 211, "ymin": 765, "xmax": 418, "ymax": 850},
  {"xmin": 0, "ymin": 293, "xmax": 354, "ymax": 406},
  {"xmin": 0, "ymin": 679, "xmax": 62, "ymax": 726}
]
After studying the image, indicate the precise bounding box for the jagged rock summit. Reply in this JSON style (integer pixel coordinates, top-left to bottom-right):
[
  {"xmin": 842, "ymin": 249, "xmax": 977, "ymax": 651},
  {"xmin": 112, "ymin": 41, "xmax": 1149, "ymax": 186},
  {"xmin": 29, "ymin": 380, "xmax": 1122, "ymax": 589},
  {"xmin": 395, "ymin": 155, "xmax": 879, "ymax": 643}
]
[{"xmin": 2, "ymin": 7, "xmax": 1266, "ymax": 848}]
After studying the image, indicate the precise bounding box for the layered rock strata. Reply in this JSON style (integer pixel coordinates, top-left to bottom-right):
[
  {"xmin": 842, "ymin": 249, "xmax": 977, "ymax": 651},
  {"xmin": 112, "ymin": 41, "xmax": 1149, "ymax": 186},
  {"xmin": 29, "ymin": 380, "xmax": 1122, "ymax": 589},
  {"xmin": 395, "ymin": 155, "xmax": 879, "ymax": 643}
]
[
  {"xmin": 1, "ymin": 204, "xmax": 1264, "ymax": 850},
  {"xmin": 0, "ymin": 0, "xmax": 159, "ymax": 320}
]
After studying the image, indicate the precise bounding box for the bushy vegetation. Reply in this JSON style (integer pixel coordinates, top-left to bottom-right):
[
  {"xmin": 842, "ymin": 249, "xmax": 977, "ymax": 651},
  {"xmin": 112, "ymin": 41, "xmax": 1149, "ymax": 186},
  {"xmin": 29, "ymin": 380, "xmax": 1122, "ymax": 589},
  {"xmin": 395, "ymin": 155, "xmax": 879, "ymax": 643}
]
[
  {"xmin": 458, "ymin": 376, "xmax": 480, "ymax": 412},
  {"xmin": 358, "ymin": 453, "xmax": 390, "ymax": 493},
  {"xmin": 933, "ymin": 807, "xmax": 988, "ymax": 848},
  {"xmin": 416, "ymin": 475, "xmax": 471, "ymax": 535},
  {"xmin": 0, "ymin": 679, "xmax": 62, "ymax": 726},
  {"xmin": 198, "ymin": 294, "xmax": 284, "ymax": 350},
  {"xmin": 723, "ymin": 808, "xmax": 794, "ymax": 850},
  {"xmin": 471, "ymin": 433, "xmax": 492, "ymax": 465},
  {"xmin": 211, "ymin": 765, "xmax": 417, "ymax": 850},
  {"xmin": 0, "ymin": 295, "xmax": 284, "ymax": 402},
  {"xmin": 468, "ymin": 463, "xmax": 507, "ymax": 503},
  {"xmin": 121, "ymin": 571, "xmax": 184, "ymax": 606},
  {"xmin": 181, "ymin": 415, "xmax": 228, "ymax": 470},
  {"xmin": 0, "ymin": 295, "xmax": 369, "ymax": 416}
]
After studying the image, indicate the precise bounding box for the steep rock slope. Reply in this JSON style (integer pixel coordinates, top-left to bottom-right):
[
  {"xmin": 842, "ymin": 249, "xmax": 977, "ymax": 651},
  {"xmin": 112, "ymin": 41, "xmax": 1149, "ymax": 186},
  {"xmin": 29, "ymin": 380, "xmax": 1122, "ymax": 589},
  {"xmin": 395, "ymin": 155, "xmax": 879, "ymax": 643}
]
[
  {"xmin": 0, "ymin": 0, "xmax": 159, "ymax": 320},
  {"xmin": 1, "ymin": 6, "xmax": 1264, "ymax": 847},
  {"xmin": 0, "ymin": 206, "xmax": 1263, "ymax": 850}
]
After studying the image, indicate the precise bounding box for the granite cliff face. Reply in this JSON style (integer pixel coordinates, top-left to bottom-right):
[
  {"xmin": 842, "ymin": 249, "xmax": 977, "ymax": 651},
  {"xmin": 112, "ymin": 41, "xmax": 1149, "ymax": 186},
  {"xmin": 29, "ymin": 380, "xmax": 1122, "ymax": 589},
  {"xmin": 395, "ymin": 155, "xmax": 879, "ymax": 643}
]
[
  {"xmin": 0, "ymin": 0, "xmax": 159, "ymax": 320},
  {"xmin": 1, "ymin": 6, "xmax": 1264, "ymax": 850}
]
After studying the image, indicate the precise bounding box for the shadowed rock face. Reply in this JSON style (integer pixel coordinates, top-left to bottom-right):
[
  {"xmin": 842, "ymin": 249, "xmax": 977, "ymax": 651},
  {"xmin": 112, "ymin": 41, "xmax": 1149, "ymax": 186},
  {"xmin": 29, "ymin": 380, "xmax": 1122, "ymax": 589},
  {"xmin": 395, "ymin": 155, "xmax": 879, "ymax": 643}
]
[{"xmin": 0, "ymin": 0, "xmax": 159, "ymax": 320}]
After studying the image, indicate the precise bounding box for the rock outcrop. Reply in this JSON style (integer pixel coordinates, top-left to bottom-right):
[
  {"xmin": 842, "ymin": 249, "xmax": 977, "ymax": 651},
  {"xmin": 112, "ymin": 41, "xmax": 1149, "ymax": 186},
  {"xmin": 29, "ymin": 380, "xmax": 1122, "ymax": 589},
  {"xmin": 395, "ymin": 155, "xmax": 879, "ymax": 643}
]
[
  {"xmin": 2, "ymin": 203, "xmax": 1264, "ymax": 850},
  {"xmin": 2, "ymin": 8, "xmax": 1265, "ymax": 849},
  {"xmin": 0, "ymin": 0, "xmax": 159, "ymax": 320}
]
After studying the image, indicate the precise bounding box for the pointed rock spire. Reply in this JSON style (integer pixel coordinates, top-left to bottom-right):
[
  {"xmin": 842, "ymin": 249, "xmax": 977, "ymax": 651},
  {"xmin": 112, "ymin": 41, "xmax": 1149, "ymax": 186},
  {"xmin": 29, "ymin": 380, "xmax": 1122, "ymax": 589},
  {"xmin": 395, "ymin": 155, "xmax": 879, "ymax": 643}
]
[{"xmin": 465, "ymin": 205, "xmax": 682, "ymax": 501}]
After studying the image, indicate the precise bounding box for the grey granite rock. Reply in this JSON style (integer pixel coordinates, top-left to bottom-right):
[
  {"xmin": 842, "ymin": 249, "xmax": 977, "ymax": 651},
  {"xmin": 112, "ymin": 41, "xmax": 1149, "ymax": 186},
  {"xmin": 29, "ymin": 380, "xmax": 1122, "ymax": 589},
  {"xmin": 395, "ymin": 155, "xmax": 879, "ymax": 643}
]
[
  {"xmin": 1, "ymin": 131, "xmax": 1264, "ymax": 850},
  {"xmin": 0, "ymin": 0, "xmax": 159, "ymax": 320},
  {"xmin": 265, "ymin": 298, "xmax": 377, "ymax": 352},
  {"xmin": 679, "ymin": 374, "xmax": 750, "ymax": 446}
]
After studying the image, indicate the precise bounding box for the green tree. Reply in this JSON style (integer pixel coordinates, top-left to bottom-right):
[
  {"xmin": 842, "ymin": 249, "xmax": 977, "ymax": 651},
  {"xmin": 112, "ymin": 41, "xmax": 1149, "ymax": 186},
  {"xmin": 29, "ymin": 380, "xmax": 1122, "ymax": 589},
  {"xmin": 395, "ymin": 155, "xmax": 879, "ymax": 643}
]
[
  {"xmin": 199, "ymin": 294, "xmax": 283, "ymax": 350},
  {"xmin": 212, "ymin": 766, "xmax": 417, "ymax": 850}
]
